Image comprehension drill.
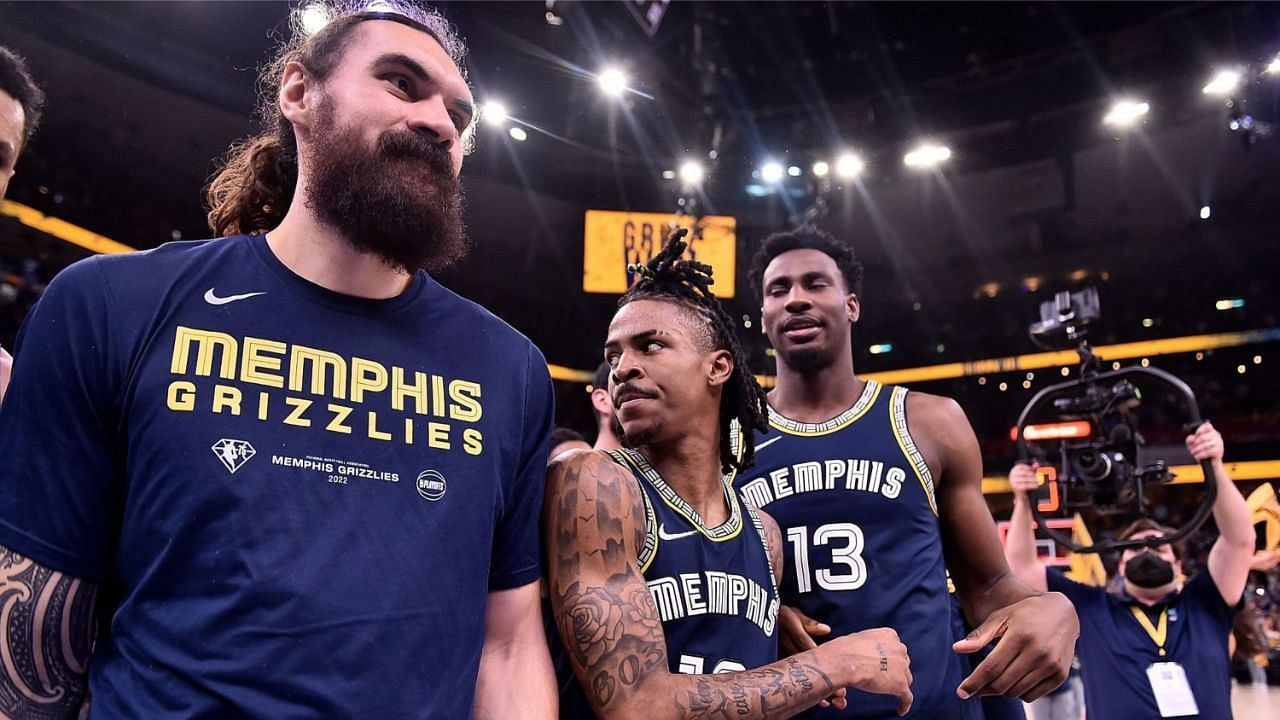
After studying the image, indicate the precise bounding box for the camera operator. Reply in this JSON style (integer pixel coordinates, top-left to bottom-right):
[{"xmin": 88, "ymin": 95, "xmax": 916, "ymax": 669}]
[{"xmin": 1004, "ymin": 422, "xmax": 1254, "ymax": 719}]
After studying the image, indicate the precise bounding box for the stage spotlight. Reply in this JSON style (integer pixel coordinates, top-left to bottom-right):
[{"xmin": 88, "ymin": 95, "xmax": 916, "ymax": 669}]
[
  {"xmin": 482, "ymin": 101, "xmax": 508, "ymax": 127},
  {"xmin": 760, "ymin": 161, "xmax": 785, "ymax": 184},
  {"xmin": 1200, "ymin": 205, "xmax": 1211, "ymax": 220},
  {"xmin": 1102, "ymin": 99, "xmax": 1149, "ymax": 127},
  {"xmin": 598, "ymin": 67, "xmax": 629, "ymax": 97},
  {"xmin": 1202, "ymin": 69, "xmax": 1242, "ymax": 96},
  {"xmin": 661, "ymin": 170, "xmax": 676, "ymax": 180},
  {"xmin": 1268, "ymin": 56, "xmax": 1280, "ymax": 75},
  {"xmin": 679, "ymin": 161, "xmax": 705, "ymax": 186},
  {"xmin": 904, "ymin": 143, "xmax": 951, "ymax": 169},
  {"xmin": 508, "ymin": 127, "xmax": 528, "ymax": 141},
  {"xmin": 812, "ymin": 161, "xmax": 830, "ymax": 178},
  {"xmin": 298, "ymin": 4, "xmax": 331, "ymax": 35},
  {"xmin": 835, "ymin": 153, "xmax": 865, "ymax": 178},
  {"xmin": 787, "ymin": 165, "xmax": 802, "ymax": 177}
]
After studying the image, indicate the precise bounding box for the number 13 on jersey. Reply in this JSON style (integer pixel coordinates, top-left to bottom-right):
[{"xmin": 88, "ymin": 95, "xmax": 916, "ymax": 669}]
[{"xmin": 787, "ymin": 523, "xmax": 868, "ymax": 592}]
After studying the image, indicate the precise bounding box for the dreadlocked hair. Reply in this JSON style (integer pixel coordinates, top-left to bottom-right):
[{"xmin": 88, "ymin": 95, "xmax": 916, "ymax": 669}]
[{"xmin": 619, "ymin": 228, "xmax": 770, "ymax": 475}]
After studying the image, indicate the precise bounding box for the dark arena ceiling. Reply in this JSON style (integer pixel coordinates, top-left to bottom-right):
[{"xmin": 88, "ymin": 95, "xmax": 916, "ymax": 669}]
[{"xmin": 1, "ymin": 1, "xmax": 1278, "ymax": 457}]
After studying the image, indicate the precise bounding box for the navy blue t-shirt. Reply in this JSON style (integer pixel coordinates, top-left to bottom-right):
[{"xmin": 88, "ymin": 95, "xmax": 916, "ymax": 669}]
[
  {"xmin": 1048, "ymin": 568, "xmax": 1239, "ymax": 720},
  {"xmin": 0, "ymin": 235, "xmax": 554, "ymax": 718}
]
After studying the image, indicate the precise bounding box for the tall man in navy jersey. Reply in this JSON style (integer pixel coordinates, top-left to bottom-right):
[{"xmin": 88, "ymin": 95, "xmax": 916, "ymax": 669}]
[
  {"xmin": 734, "ymin": 226, "xmax": 1078, "ymax": 718},
  {"xmin": 546, "ymin": 234, "xmax": 915, "ymax": 719},
  {"xmin": 0, "ymin": 4, "xmax": 556, "ymax": 718},
  {"xmin": 1006, "ymin": 422, "xmax": 1253, "ymax": 720}
]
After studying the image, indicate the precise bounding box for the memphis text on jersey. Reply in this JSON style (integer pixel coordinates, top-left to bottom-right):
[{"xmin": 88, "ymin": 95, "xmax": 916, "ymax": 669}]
[
  {"xmin": 165, "ymin": 326, "xmax": 485, "ymax": 453},
  {"xmin": 738, "ymin": 458, "xmax": 905, "ymax": 508},
  {"xmin": 647, "ymin": 571, "xmax": 779, "ymax": 635}
]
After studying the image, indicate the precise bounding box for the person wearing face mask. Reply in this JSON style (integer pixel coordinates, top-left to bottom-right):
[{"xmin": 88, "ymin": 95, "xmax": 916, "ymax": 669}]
[{"xmin": 1004, "ymin": 422, "xmax": 1255, "ymax": 720}]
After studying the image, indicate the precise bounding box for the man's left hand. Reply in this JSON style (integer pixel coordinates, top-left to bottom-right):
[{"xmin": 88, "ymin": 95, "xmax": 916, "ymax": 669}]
[{"xmin": 953, "ymin": 592, "xmax": 1078, "ymax": 701}]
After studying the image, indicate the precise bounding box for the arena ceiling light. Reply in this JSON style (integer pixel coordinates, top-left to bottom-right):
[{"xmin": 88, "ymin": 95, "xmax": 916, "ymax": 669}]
[
  {"xmin": 903, "ymin": 143, "xmax": 951, "ymax": 169},
  {"xmin": 481, "ymin": 101, "xmax": 509, "ymax": 127},
  {"xmin": 1268, "ymin": 56, "xmax": 1280, "ymax": 75},
  {"xmin": 759, "ymin": 161, "xmax": 785, "ymax": 184},
  {"xmin": 1202, "ymin": 69, "xmax": 1242, "ymax": 96},
  {"xmin": 298, "ymin": 4, "xmax": 331, "ymax": 35},
  {"xmin": 508, "ymin": 127, "xmax": 528, "ymax": 142},
  {"xmin": 678, "ymin": 160, "xmax": 705, "ymax": 186},
  {"xmin": 598, "ymin": 67, "xmax": 629, "ymax": 98},
  {"xmin": 811, "ymin": 161, "xmax": 830, "ymax": 178},
  {"xmin": 835, "ymin": 153, "xmax": 865, "ymax": 178},
  {"xmin": 1102, "ymin": 99, "xmax": 1150, "ymax": 127}
]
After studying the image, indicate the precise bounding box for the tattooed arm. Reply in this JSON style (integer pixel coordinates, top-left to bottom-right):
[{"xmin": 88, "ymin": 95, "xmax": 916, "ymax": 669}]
[
  {"xmin": 0, "ymin": 546, "xmax": 97, "ymax": 720},
  {"xmin": 545, "ymin": 451, "xmax": 914, "ymax": 720}
]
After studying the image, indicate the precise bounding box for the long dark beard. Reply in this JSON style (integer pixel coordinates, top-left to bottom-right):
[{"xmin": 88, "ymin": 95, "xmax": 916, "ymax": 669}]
[{"xmin": 305, "ymin": 106, "xmax": 468, "ymax": 273}]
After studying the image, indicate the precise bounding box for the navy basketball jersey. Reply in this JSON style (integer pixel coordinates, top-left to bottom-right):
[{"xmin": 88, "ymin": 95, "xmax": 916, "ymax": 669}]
[
  {"xmin": 733, "ymin": 380, "xmax": 968, "ymax": 719},
  {"xmin": 557, "ymin": 448, "xmax": 780, "ymax": 719}
]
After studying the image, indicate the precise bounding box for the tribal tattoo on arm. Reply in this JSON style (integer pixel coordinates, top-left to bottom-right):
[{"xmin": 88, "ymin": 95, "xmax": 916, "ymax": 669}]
[
  {"xmin": 0, "ymin": 546, "xmax": 97, "ymax": 720},
  {"xmin": 544, "ymin": 453, "xmax": 847, "ymax": 720}
]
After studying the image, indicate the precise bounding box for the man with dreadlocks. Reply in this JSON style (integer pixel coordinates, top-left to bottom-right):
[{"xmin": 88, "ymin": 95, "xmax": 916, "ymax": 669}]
[
  {"xmin": 0, "ymin": 3, "xmax": 556, "ymax": 718},
  {"xmin": 546, "ymin": 230, "xmax": 914, "ymax": 720}
]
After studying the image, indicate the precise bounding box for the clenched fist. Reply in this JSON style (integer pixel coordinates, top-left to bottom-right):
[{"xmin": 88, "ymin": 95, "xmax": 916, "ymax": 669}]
[{"xmin": 821, "ymin": 627, "xmax": 914, "ymax": 716}]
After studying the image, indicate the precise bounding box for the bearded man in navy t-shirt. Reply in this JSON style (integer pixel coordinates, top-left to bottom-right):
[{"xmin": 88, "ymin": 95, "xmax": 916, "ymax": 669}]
[{"xmin": 0, "ymin": 4, "xmax": 556, "ymax": 718}]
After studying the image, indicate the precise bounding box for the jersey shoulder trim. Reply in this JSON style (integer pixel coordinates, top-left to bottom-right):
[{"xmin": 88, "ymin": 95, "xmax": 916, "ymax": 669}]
[
  {"xmin": 609, "ymin": 448, "xmax": 743, "ymax": 542},
  {"xmin": 889, "ymin": 386, "xmax": 938, "ymax": 516},
  {"xmin": 767, "ymin": 379, "xmax": 881, "ymax": 436},
  {"xmin": 746, "ymin": 506, "xmax": 781, "ymax": 598},
  {"xmin": 603, "ymin": 449, "xmax": 659, "ymax": 571}
]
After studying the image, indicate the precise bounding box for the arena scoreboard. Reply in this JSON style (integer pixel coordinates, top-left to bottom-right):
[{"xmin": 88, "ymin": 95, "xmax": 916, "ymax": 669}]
[{"xmin": 583, "ymin": 210, "xmax": 736, "ymax": 297}]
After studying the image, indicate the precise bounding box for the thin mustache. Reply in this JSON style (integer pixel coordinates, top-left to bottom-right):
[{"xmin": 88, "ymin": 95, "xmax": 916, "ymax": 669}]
[{"xmin": 613, "ymin": 385, "xmax": 658, "ymax": 407}]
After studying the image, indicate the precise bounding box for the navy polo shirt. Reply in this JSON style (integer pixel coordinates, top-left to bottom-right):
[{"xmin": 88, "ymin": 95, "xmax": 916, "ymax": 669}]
[{"xmin": 1047, "ymin": 568, "xmax": 1239, "ymax": 720}]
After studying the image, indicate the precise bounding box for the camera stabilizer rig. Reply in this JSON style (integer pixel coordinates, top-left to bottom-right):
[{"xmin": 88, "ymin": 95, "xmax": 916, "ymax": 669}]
[{"xmin": 1013, "ymin": 288, "xmax": 1217, "ymax": 554}]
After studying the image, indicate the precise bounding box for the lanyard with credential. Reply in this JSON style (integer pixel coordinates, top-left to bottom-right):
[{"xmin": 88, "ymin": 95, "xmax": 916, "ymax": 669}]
[{"xmin": 1129, "ymin": 605, "xmax": 1169, "ymax": 657}]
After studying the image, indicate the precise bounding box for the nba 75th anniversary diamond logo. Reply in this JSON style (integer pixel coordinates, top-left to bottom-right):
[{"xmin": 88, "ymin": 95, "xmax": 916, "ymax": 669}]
[{"xmin": 211, "ymin": 439, "xmax": 256, "ymax": 474}]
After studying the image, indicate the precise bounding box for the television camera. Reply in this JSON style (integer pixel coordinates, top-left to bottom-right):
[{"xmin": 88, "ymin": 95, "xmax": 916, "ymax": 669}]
[{"xmin": 1015, "ymin": 287, "xmax": 1217, "ymax": 554}]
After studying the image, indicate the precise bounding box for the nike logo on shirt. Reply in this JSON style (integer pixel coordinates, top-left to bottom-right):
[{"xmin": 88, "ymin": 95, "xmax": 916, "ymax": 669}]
[
  {"xmin": 657, "ymin": 524, "xmax": 699, "ymax": 541},
  {"xmin": 755, "ymin": 436, "xmax": 783, "ymax": 453},
  {"xmin": 204, "ymin": 288, "xmax": 266, "ymax": 306}
]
